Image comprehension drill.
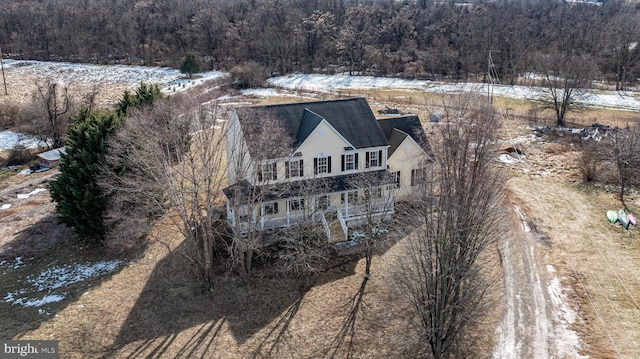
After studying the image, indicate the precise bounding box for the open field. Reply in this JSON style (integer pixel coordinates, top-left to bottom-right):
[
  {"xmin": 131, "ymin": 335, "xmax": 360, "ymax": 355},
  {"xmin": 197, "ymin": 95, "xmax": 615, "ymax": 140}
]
[{"xmin": 1, "ymin": 61, "xmax": 640, "ymax": 357}]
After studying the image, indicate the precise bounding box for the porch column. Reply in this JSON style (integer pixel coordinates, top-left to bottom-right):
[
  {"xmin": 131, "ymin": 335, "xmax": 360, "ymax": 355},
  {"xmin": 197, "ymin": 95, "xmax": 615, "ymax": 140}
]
[
  {"xmin": 260, "ymin": 205, "xmax": 264, "ymax": 230},
  {"xmin": 345, "ymin": 193, "xmax": 349, "ymax": 217},
  {"xmin": 287, "ymin": 201, "xmax": 290, "ymax": 226}
]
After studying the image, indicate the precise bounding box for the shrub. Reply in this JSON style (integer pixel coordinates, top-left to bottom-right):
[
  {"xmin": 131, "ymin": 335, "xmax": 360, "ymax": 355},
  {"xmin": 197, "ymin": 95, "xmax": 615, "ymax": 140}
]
[
  {"xmin": 579, "ymin": 142, "xmax": 599, "ymax": 182},
  {"xmin": 4, "ymin": 144, "xmax": 36, "ymax": 167}
]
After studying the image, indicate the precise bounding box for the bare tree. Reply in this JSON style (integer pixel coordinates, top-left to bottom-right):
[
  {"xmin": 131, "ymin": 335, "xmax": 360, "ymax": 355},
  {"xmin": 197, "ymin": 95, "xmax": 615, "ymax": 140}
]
[
  {"xmin": 224, "ymin": 107, "xmax": 296, "ymax": 283},
  {"xmin": 32, "ymin": 78, "xmax": 74, "ymax": 148},
  {"xmin": 536, "ymin": 53, "xmax": 597, "ymax": 127},
  {"xmin": 101, "ymin": 92, "xmax": 228, "ymax": 291},
  {"xmin": 609, "ymin": 124, "xmax": 640, "ymax": 206},
  {"xmin": 394, "ymin": 95, "xmax": 505, "ymax": 359}
]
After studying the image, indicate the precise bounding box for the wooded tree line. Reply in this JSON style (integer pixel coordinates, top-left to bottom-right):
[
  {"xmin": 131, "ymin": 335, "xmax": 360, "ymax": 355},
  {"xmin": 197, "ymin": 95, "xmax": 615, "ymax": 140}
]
[{"xmin": 1, "ymin": 0, "xmax": 639, "ymax": 88}]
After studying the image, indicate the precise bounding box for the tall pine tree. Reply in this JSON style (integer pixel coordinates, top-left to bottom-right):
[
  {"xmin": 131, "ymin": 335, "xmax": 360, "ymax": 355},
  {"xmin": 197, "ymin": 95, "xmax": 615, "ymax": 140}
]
[
  {"xmin": 50, "ymin": 83, "xmax": 162, "ymax": 242},
  {"xmin": 50, "ymin": 110, "xmax": 121, "ymax": 240}
]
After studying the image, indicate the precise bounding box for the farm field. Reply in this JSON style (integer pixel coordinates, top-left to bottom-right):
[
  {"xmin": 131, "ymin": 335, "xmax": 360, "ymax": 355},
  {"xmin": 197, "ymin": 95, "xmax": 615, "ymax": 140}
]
[{"xmin": 1, "ymin": 61, "xmax": 640, "ymax": 358}]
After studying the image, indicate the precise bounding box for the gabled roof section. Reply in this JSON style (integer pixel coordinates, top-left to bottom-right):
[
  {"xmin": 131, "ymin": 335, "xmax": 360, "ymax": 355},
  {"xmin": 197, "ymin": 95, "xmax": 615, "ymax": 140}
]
[
  {"xmin": 387, "ymin": 128, "xmax": 410, "ymax": 156},
  {"xmin": 239, "ymin": 98, "xmax": 388, "ymax": 150},
  {"xmin": 296, "ymin": 109, "xmax": 324, "ymax": 144},
  {"xmin": 378, "ymin": 115, "xmax": 432, "ymax": 156}
]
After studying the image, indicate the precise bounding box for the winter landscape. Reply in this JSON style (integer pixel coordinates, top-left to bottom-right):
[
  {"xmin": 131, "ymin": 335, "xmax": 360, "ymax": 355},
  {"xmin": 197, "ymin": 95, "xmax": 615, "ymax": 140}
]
[{"xmin": 2, "ymin": 1, "xmax": 640, "ymax": 358}]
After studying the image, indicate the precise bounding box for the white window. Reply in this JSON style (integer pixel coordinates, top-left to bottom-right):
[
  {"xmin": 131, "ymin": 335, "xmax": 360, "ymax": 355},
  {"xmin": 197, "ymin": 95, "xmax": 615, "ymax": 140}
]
[
  {"xmin": 341, "ymin": 191, "xmax": 359, "ymax": 204},
  {"xmin": 365, "ymin": 187, "xmax": 383, "ymax": 199},
  {"xmin": 238, "ymin": 206, "xmax": 249, "ymax": 220},
  {"xmin": 366, "ymin": 150, "xmax": 382, "ymax": 168},
  {"xmin": 289, "ymin": 199, "xmax": 305, "ymax": 211},
  {"xmin": 258, "ymin": 162, "xmax": 277, "ymax": 182},
  {"xmin": 392, "ymin": 171, "xmax": 401, "ymax": 188},
  {"xmin": 411, "ymin": 168, "xmax": 426, "ymax": 186},
  {"xmin": 264, "ymin": 202, "xmax": 279, "ymax": 215},
  {"xmin": 346, "ymin": 154, "xmax": 355, "ymax": 170},
  {"xmin": 314, "ymin": 156, "xmax": 331, "ymax": 174},
  {"xmin": 285, "ymin": 159, "xmax": 304, "ymax": 178}
]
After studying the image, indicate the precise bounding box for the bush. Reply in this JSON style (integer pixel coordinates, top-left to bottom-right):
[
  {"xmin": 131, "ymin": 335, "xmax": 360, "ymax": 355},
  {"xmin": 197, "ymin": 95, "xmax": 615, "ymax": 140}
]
[
  {"xmin": 0, "ymin": 101, "xmax": 20, "ymax": 129},
  {"xmin": 229, "ymin": 61, "xmax": 269, "ymax": 89},
  {"xmin": 579, "ymin": 142, "xmax": 599, "ymax": 182},
  {"xmin": 3, "ymin": 144, "xmax": 36, "ymax": 167}
]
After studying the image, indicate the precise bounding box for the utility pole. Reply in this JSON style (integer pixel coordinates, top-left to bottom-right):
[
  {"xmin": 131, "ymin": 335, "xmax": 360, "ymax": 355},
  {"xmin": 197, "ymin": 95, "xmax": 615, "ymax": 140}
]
[
  {"xmin": 487, "ymin": 51, "xmax": 495, "ymax": 104},
  {"xmin": 0, "ymin": 47, "xmax": 7, "ymax": 96}
]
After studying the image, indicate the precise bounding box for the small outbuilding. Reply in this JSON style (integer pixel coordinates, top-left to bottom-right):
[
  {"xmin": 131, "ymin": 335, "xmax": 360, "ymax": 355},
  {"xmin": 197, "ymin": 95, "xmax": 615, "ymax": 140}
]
[{"xmin": 37, "ymin": 147, "xmax": 66, "ymax": 168}]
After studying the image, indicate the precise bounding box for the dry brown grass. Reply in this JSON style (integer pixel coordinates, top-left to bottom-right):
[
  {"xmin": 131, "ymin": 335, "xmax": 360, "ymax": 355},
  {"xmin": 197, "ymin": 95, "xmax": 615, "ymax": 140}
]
[
  {"xmin": 4, "ymin": 75, "xmax": 640, "ymax": 358},
  {"xmin": 509, "ymin": 170, "xmax": 640, "ymax": 358}
]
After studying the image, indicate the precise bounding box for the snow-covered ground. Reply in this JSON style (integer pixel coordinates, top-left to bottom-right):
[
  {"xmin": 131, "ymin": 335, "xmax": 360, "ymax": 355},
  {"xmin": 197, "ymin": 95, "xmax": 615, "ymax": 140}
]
[
  {"xmin": 0, "ymin": 60, "xmax": 228, "ymax": 151},
  {"xmin": 268, "ymin": 74, "xmax": 640, "ymax": 112},
  {"xmin": 2, "ymin": 258, "xmax": 125, "ymax": 311},
  {"xmin": 3, "ymin": 59, "xmax": 227, "ymax": 95},
  {"xmin": 0, "ymin": 131, "xmax": 45, "ymax": 151}
]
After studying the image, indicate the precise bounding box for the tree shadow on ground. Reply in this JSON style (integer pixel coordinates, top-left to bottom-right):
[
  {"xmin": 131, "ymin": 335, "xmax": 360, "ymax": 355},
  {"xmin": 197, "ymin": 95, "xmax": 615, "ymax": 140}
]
[
  {"xmin": 0, "ymin": 214, "xmax": 138, "ymax": 340},
  {"xmin": 105, "ymin": 239, "xmax": 360, "ymax": 358}
]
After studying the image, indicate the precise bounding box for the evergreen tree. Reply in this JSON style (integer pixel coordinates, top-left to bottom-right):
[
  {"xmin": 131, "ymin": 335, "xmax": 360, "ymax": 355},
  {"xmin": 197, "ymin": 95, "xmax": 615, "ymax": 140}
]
[
  {"xmin": 50, "ymin": 83, "xmax": 162, "ymax": 242},
  {"xmin": 115, "ymin": 83, "xmax": 161, "ymax": 117},
  {"xmin": 49, "ymin": 109, "xmax": 122, "ymax": 240},
  {"xmin": 180, "ymin": 54, "xmax": 200, "ymax": 79}
]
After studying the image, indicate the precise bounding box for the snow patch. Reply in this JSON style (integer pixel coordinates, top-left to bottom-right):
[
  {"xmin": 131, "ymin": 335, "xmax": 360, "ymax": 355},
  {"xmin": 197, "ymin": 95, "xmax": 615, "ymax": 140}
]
[
  {"xmin": 0, "ymin": 204, "xmax": 11, "ymax": 210},
  {"xmin": 240, "ymin": 88, "xmax": 303, "ymax": 98},
  {"xmin": 498, "ymin": 154, "xmax": 521, "ymax": 164},
  {"xmin": 3, "ymin": 260, "xmax": 125, "ymax": 308},
  {"xmin": 268, "ymin": 73, "xmax": 640, "ymax": 112},
  {"xmin": 17, "ymin": 188, "xmax": 47, "ymax": 199},
  {"xmin": 0, "ymin": 131, "xmax": 45, "ymax": 151},
  {"xmin": 546, "ymin": 265, "xmax": 588, "ymax": 359}
]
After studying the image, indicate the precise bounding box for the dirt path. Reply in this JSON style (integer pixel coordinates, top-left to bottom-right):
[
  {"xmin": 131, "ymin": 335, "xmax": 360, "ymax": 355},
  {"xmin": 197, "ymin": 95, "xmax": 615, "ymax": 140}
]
[{"xmin": 494, "ymin": 193, "xmax": 588, "ymax": 359}]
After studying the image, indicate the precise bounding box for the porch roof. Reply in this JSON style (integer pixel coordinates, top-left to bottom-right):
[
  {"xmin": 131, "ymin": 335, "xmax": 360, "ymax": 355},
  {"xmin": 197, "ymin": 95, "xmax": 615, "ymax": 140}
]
[{"xmin": 222, "ymin": 170, "xmax": 391, "ymax": 204}]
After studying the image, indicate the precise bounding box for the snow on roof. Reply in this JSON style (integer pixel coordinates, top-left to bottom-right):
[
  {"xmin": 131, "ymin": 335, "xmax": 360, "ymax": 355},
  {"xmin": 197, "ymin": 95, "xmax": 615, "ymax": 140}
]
[{"xmin": 37, "ymin": 147, "xmax": 66, "ymax": 161}]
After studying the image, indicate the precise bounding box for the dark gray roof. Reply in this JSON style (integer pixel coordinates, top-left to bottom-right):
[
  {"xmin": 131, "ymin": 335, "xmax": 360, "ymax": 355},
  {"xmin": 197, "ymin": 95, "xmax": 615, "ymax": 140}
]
[
  {"xmin": 297, "ymin": 109, "xmax": 324, "ymax": 144},
  {"xmin": 387, "ymin": 129, "xmax": 409, "ymax": 157},
  {"xmin": 377, "ymin": 115, "xmax": 432, "ymax": 156},
  {"xmin": 222, "ymin": 170, "xmax": 391, "ymax": 203},
  {"xmin": 237, "ymin": 98, "xmax": 388, "ymax": 150}
]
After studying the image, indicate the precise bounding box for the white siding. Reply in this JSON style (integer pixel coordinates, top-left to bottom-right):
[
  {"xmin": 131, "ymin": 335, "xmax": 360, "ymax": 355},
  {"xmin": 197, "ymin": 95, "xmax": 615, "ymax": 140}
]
[{"xmin": 387, "ymin": 135, "xmax": 430, "ymax": 200}]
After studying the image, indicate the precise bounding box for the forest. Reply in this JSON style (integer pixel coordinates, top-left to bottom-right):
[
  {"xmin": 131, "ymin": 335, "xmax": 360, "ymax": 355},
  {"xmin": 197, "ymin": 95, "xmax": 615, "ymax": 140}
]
[{"xmin": 1, "ymin": 0, "xmax": 639, "ymax": 89}]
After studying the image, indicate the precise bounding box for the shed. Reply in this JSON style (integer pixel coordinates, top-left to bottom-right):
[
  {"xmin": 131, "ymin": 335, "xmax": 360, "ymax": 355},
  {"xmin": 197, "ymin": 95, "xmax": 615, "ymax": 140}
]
[{"xmin": 37, "ymin": 147, "xmax": 66, "ymax": 168}]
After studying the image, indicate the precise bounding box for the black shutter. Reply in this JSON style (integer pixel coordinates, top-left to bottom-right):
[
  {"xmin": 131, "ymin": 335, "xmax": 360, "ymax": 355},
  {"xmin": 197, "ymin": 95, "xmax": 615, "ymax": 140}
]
[
  {"xmin": 272, "ymin": 163, "xmax": 277, "ymax": 180},
  {"xmin": 285, "ymin": 161, "xmax": 290, "ymax": 178},
  {"xmin": 300, "ymin": 159, "xmax": 304, "ymax": 176},
  {"xmin": 355, "ymin": 153, "xmax": 359, "ymax": 169},
  {"xmin": 327, "ymin": 156, "xmax": 331, "ymax": 173},
  {"xmin": 258, "ymin": 165, "xmax": 263, "ymax": 182},
  {"xmin": 314, "ymin": 158, "xmax": 318, "ymax": 175},
  {"xmin": 365, "ymin": 152, "xmax": 370, "ymax": 168},
  {"xmin": 341, "ymin": 155, "xmax": 345, "ymax": 171},
  {"xmin": 378, "ymin": 150, "xmax": 383, "ymax": 166},
  {"xmin": 274, "ymin": 202, "xmax": 279, "ymax": 214}
]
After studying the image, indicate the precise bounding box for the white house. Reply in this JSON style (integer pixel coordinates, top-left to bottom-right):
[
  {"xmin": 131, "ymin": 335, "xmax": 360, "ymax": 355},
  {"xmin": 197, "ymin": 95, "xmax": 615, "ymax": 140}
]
[{"xmin": 222, "ymin": 98, "xmax": 430, "ymax": 242}]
